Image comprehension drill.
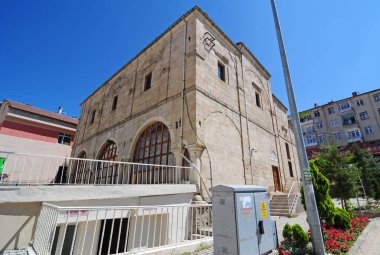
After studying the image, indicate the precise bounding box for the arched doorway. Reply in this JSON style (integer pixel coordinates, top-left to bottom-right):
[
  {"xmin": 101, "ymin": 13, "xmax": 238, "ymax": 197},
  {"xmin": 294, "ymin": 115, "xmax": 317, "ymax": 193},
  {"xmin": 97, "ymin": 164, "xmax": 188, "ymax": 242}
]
[
  {"xmin": 95, "ymin": 140, "xmax": 118, "ymax": 184},
  {"xmin": 132, "ymin": 122, "xmax": 173, "ymax": 183}
]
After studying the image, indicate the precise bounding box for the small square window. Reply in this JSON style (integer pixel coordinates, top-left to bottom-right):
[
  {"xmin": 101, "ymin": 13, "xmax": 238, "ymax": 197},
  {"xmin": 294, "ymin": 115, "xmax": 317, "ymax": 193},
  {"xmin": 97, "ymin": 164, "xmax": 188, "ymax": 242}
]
[
  {"xmin": 218, "ymin": 62, "xmax": 225, "ymax": 81},
  {"xmin": 144, "ymin": 73, "xmax": 152, "ymax": 91},
  {"xmin": 356, "ymin": 99, "xmax": 364, "ymax": 106},
  {"xmin": 90, "ymin": 110, "xmax": 96, "ymax": 124},
  {"xmin": 374, "ymin": 93, "xmax": 380, "ymax": 102},
  {"xmin": 58, "ymin": 133, "xmax": 71, "ymax": 145},
  {"xmin": 255, "ymin": 92, "xmax": 261, "ymax": 108},
  {"xmin": 314, "ymin": 110, "xmax": 320, "ymax": 117},
  {"xmin": 328, "ymin": 107, "xmax": 335, "ymax": 114}
]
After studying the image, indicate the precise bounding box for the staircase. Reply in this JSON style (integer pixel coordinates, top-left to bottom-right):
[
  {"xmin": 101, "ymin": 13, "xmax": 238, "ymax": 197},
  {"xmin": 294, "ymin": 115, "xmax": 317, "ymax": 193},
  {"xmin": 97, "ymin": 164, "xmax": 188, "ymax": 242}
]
[{"xmin": 270, "ymin": 194, "xmax": 290, "ymax": 217}]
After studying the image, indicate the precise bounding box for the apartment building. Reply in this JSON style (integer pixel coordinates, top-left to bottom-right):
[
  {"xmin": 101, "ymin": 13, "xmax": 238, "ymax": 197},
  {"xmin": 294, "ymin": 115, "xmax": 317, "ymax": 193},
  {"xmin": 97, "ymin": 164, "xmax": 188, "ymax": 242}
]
[
  {"xmin": 297, "ymin": 89, "xmax": 380, "ymax": 158},
  {"xmin": 0, "ymin": 6, "xmax": 300, "ymax": 254}
]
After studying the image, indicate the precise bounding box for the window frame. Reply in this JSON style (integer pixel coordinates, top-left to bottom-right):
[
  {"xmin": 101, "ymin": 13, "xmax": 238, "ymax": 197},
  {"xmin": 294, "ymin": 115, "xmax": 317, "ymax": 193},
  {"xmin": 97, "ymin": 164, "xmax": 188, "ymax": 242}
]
[
  {"xmin": 327, "ymin": 107, "xmax": 335, "ymax": 114},
  {"xmin": 359, "ymin": 111, "xmax": 369, "ymax": 120},
  {"xmin": 364, "ymin": 126, "xmax": 373, "ymax": 135},
  {"xmin": 356, "ymin": 99, "xmax": 364, "ymax": 106},
  {"xmin": 217, "ymin": 62, "xmax": 226, "ymax": 82},
  {"xmin": 374, "ymin": 93, "xmax": 380, "ymax": 102},
  {"xmin": 112, "ymin": 95, "xmax": 118, "ymax": 111},
  {"xmin": 330, "ymin": 119, "xmax": 338, "ymax": 127},
  {"xmin": 144, "ymin": 72, "xmax": 153, "ymax": 91},
  {"xmin": 57, "ymin": 133, "xmax": 71, "ymax": 145},
  {"xmin": 255, "ymin": 91, "xmax": 262, "ymax": 108}
]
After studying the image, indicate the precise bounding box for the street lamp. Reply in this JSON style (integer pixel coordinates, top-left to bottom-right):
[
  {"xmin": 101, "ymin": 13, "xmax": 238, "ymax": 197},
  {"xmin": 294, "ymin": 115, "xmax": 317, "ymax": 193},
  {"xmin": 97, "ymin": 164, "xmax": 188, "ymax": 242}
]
[{"xmin": 269, "ymin": 0, "xmax": 326, "ymax": 254}]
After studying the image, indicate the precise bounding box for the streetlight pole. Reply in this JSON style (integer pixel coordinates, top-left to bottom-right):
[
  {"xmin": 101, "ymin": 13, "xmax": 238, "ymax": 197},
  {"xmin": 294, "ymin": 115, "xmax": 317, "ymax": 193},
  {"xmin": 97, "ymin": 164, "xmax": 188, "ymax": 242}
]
[{"xmin": 269, "ymin": 0, "xmax": 326, "ymax": 254}]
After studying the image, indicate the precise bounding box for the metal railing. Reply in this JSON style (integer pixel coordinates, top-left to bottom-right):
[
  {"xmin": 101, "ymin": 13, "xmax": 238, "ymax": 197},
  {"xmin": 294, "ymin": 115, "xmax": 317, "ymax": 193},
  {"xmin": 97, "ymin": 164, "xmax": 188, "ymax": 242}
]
[
  {"xmin": 33, "ymin": 203, "xmax": 212, "ymax": 255},
  {"xmin": 287, "ymin": 181, "xmax": 301, "ymax": 214},
  {"xmin": 0, "ymin": 151, "xmax": 198, "ymax": 186}
]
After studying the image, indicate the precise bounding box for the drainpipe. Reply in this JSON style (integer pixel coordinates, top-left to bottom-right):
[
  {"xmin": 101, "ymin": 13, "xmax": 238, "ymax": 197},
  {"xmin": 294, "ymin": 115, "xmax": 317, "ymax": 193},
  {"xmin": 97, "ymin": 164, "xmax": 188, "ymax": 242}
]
[
  {"xmin": 238, "ymin": 51, "xmax": 254, "ymax": 183},
  {"xmin": 180, "ymin": 20, "xmax": 188, "ymax": 151}
]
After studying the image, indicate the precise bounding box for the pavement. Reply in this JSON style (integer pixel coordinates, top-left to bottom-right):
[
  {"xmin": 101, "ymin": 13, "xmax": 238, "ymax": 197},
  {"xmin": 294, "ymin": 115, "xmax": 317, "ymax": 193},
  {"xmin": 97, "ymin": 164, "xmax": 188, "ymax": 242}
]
[{"xmin": 348, "ymin": 217, "xmax": 380, "ymax": 255}]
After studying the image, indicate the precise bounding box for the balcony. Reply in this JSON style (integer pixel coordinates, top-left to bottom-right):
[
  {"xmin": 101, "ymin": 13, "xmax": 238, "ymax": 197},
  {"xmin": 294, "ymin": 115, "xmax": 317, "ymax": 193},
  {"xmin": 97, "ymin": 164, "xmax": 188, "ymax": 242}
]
[
  {"xmin": 0, "ymin": 151, "xmax": 201, "ymax": 186},
  {"xmin": 33, "ymin": 202, "xmax": 212, "ymax": 255}
]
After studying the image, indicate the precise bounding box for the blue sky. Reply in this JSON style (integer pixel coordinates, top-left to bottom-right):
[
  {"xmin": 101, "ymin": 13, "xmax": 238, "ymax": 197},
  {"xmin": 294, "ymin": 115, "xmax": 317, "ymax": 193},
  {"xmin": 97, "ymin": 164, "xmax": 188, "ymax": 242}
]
[{"xmin": 1, "ymin": 0, "xmax": 379, "ymax": 117}]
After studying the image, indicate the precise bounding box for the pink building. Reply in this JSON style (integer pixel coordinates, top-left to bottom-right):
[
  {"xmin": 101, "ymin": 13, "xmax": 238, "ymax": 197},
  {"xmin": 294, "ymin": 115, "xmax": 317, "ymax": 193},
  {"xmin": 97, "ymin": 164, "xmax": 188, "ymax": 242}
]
[{"xmin": 0, "ymin": 100, "xmax": 78, "ymax": 156}]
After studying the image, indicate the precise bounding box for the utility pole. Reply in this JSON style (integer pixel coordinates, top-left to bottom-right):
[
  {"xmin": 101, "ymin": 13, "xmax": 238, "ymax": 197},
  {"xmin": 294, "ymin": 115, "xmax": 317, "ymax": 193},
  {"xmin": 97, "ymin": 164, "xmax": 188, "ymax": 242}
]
[{"xmin": 269, "ymin": 1, "xmax": 326, "ymax": 254}]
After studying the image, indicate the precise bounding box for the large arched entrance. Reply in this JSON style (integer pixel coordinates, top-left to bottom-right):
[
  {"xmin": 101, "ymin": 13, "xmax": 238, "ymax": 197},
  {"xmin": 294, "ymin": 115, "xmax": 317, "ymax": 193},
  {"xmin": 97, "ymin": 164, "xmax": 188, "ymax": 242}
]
[
  {"xmin": 95, "ymin": 140, "xmax": 118, "ymax": 184},
  {"xmin": 132, "ymin": 122, "xmax": 173, "ymax": 183}
]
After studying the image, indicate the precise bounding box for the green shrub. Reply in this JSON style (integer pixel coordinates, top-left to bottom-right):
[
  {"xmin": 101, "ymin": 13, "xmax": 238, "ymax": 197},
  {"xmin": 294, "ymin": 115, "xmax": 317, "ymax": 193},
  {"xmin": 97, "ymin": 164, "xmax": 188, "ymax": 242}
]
[
  {"xmin": 292, "ymin": 224, "xmax": 309, "ymax": 248},
  {"xmin": 282, "ymin": 223, "xmax": 293, "ymax": 240},
  {"xmin": 333, "ymin": 208, "xmax": 351, "ymax": 230}
]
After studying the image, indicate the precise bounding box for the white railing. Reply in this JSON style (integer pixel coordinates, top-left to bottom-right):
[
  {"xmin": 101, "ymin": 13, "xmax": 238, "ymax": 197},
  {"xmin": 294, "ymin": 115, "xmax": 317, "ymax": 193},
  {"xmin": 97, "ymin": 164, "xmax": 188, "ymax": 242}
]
[
  {"xmin": 287, "ymin": 181, "xmax": 301, "ymax": 214},
  {"xmin": 33, "ymin": 203, "xmax": 212, "ymax": 255},
  {"xmin": 0, "ymin": 151, "xmax": 198, "ymax": 186}
]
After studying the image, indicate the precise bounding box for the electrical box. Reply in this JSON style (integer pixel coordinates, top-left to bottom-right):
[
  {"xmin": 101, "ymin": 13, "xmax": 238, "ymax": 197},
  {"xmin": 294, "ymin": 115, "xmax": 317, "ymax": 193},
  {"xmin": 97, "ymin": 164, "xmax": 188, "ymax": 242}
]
[{"xmin": 210, "ymin": 185, "xmax": 277, "ymax": 255}]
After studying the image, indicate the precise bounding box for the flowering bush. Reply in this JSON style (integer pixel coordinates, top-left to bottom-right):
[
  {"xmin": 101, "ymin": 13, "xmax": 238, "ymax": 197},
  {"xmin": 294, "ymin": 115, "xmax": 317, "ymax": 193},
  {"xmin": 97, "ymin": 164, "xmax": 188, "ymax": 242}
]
[{"xmin": 278, "ymin": 216, "xmax": 369, "ymax": 255}]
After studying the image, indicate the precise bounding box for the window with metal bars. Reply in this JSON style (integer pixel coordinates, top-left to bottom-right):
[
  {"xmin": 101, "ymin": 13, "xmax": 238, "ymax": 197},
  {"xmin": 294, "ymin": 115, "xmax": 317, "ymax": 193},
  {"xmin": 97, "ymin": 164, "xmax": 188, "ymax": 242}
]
[
  {"xmin": 132, "ymin": 122, "xmax": 172, "ymax": 184},
  {"xmin": 96, "ymin": 141, "xmax": 118, "ymax": 184}
]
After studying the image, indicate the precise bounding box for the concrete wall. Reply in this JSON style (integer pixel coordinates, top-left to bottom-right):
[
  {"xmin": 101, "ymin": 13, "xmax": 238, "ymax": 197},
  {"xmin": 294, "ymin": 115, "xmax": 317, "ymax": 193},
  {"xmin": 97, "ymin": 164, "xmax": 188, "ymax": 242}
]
[{"xmin": 0, "ymin": 202, "xmax": 40, "ymax": 252}]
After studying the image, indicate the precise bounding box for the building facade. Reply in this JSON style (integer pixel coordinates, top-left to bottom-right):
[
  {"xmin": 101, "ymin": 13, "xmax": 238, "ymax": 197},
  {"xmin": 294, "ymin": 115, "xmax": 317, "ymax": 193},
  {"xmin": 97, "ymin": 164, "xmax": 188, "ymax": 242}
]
[
  {"xmin": 72, "ymin": 6, "xmax": 300, "ymax": 196},
  {"xmin": 0, "ymin": 100, "xmax": 78, "ymax": 156},
  {"xmin": 297, "ymin": 89, "xmax": 380, "ymax": 158},
  {"xmin": 0, "ymin": 7, "xmax": 301, "ymax": 253}
]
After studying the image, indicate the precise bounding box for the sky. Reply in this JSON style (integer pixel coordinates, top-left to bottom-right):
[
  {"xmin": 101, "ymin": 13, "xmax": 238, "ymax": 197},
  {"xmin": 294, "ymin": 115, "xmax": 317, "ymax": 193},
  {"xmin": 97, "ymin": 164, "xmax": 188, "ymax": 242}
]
[{"xmin": 1, "ymin": 0, "xmax": 380, "ymax": 118}]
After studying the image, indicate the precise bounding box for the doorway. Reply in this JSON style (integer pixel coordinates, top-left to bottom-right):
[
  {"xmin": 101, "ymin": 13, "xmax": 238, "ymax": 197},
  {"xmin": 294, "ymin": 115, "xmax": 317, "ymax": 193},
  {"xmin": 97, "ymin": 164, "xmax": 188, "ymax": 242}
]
[{"xmin": 272, "ymin": 166, "xmax": 282, "ymax": 192}]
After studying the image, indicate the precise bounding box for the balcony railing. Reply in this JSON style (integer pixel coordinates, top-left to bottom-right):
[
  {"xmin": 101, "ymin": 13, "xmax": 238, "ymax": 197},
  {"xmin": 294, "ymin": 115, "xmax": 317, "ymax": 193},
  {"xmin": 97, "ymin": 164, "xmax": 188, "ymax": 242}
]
[
  {"xmin": 0, "ymin": 151, "xmax": 199, "ymax": 186},
  {"xmin": 33, "ymin": 203, "xmax": 212, "ymax": 255}
]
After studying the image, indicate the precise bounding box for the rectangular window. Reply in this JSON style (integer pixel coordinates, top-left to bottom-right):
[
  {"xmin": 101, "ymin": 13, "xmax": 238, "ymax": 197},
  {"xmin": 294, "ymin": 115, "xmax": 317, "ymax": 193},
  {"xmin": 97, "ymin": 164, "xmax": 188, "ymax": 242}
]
[
  {"xmin": 314, "ymin": 110, "xmax": 320, "ymax": 117},
  {"xmin": 318, "ymin": 134, "xmax": 327, "ymax": 143},
  {"xmin": 364, "ymin": 126, "xmax": 373, "ymax": 135},
  {"xmin": 374, "ymin": 93, "xmax": 380, "ymax": 102},
  {"xmin": 305, "ymin": 126, "xmax": 314, "ymax": 134},
  {"xmin": 144, "ymin": 73, "xmax": 152, "ymax": 91},
  {"xmin": 348, "ymin": 130, "xmax": 361, "ymax": 139},
  {"xmin": 112, "ymin": 96, "xmax": 118, "ymax": 110},
  {"xmin": 58, "ymin": 133, "xmax": 71, "ymax": 145},
  {"xmin": 316, "ymin": 122, "xmax": 323, "ymax": 129},
  {"xmin": 330, "ymin": 119, "xmax": 338, "ymax": 127},
  {"xmin": 288, "ymin": 162, "xmax": 294, "ymax": 177},
  {"xmin": 90, "ymin": 110, "xmax": 96, "ymax": 124},
  {"xmin": 339, "ymin": 101, "xmax": 351, "ymax": 112},
  {"xmin": 285, "ymin": 142, "xmax": 291, "ymax": 159},
  {"xmin": 359, "ymin": 111, "xmax": 369, "ymax": 120},
  {"xmin": 218, "ymin": 62, "xmax": 225, "ymax": 81},
  {"xmin": 255, "ymin": 92, "xmax": 261, "ymax": 108},
  {"xmin": 356, "ymin": 99, "xmax": 364, "ymax": 106},
  {"xmin": 328, "ymin": 107, "xmax": 335, "ymax": 114},
  {"xmin": 303, "ymin": 115, "xmax": 312, "ymax": 121},
  {"xmin": 333, "ymin": 132, "xmax": 342, "ymax": 140},
  {"xmin": 343, "ymin": 116, "xmax": 356, "ymax": 126},
  {"xmin": 304, "ymin": 135, "xmax": 317, "ymax": 145}
]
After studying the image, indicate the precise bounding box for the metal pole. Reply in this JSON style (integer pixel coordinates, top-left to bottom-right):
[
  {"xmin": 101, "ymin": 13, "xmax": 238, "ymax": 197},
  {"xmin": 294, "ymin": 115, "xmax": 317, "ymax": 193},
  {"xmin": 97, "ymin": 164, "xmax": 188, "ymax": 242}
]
[{"xmin": 269, "ymin": 1, "xmax": 325, "ymax": 254}]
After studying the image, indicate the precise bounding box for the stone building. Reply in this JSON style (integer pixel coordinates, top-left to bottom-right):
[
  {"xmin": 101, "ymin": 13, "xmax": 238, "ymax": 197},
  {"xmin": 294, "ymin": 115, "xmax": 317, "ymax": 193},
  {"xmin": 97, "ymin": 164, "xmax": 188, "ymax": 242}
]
[
  {"xmin": 298, "ymin": 89, "xmax": 380, "ymax": 158},
  {"xmin": 73, "ymin": 6, "xmax": 300, "ymax": 196},
  {"xmin": 0, "ymin": 6, "xmax": 302, "ymax": 253}
]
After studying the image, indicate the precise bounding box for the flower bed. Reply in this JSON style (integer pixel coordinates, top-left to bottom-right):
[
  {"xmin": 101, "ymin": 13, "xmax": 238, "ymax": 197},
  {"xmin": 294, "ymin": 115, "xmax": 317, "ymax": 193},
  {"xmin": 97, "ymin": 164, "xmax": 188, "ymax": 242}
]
[
  {"xmin": 323, "ymin": 216, "xmax": 369, "ymax": 254},
  {"xmin": 278, "ymin": 216, "xmax": 369, "ymax": 255}
]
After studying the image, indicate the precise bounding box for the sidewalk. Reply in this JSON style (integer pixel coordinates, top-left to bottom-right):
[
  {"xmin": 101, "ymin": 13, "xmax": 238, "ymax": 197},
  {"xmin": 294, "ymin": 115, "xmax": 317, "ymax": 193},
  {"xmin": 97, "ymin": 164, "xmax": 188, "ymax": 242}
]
[{"xmin": 348, "ymin": 217, "xmax": 380, "ymax": 255}]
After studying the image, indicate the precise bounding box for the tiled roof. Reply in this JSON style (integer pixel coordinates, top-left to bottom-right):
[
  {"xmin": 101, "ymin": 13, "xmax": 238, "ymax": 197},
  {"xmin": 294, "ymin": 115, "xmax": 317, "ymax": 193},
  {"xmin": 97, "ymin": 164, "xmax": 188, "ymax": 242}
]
[{"xmin": 5, "ymin": 100, "xmax": 78, "ymax": 125}]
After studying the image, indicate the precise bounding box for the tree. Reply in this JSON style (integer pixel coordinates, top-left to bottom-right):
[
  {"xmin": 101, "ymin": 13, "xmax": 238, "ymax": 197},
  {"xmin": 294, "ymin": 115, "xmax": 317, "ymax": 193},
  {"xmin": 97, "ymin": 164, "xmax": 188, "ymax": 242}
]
[
  {"xmin": 313, "ymin": 146, "xmax": 359, "ymax": 209},
  {"xmin": 350, "ymin": 145, "xmax": 380, "ymax": 200}
]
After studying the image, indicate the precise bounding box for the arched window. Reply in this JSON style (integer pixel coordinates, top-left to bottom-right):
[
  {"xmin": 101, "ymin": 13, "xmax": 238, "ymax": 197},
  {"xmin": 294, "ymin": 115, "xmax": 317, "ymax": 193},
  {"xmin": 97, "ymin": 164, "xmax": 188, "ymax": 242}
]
[
  {"xmin": 133, "ymin": 122, "xmax": 171, "ymax": 165},
  {"xmin": 132, "ymin": 122, "xmax": 173, "ymax": 184},
  {"xmin": 95, "ymin": 141, "xmax": 118, "ymax": 184},
  {"xmin": 74, "ymin": 151, "xmax": 88, "ymax": 184}
]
